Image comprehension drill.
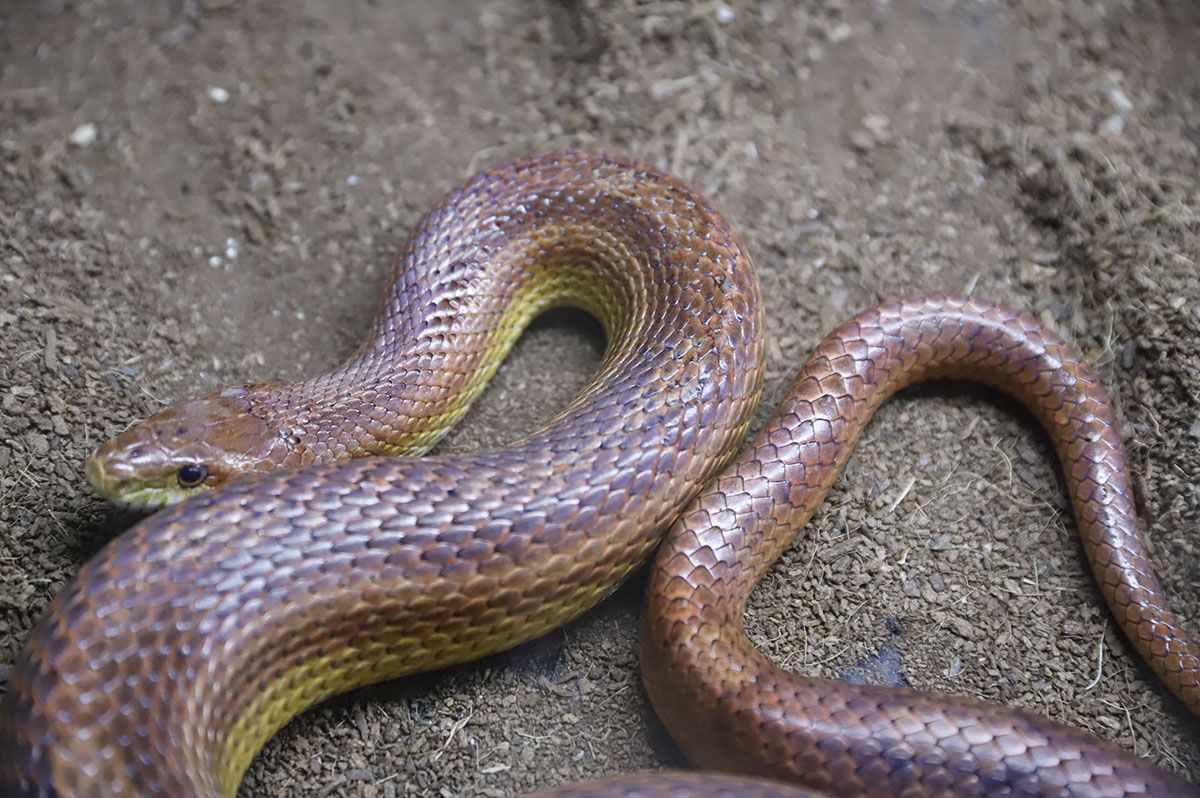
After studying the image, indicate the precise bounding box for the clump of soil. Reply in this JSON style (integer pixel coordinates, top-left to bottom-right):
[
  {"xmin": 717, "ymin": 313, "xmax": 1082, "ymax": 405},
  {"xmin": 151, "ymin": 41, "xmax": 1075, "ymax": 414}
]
[{"xmin": 1, "ymin": 1, "xmax": 1197, "ymax": 795}]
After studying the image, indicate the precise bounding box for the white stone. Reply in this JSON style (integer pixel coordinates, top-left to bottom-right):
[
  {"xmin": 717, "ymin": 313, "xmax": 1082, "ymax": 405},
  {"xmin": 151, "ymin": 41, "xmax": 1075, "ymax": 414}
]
[{"xmin": 69, "ymin": 123, "xmax": 97, "ymax": 146}]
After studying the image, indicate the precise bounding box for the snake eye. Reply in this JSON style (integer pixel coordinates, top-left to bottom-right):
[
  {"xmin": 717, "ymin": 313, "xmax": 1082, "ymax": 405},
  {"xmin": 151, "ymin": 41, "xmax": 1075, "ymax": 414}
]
[{"xmin": 177, "ymin": 463, "xmax": 208, "ymax": 488}]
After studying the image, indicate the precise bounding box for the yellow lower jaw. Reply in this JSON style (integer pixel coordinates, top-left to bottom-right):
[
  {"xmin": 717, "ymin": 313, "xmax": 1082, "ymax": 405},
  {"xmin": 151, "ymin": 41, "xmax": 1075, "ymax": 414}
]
[{"xmin": 108, "ymin": 488, "xmax": 191, "ymax": 512}]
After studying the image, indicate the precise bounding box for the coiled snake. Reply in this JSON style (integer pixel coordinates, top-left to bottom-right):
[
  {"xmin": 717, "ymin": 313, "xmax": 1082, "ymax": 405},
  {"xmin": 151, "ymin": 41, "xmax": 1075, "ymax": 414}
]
[{"xmin": 0, "ymin": 152, "xmax": 1195, "ymax": 797}]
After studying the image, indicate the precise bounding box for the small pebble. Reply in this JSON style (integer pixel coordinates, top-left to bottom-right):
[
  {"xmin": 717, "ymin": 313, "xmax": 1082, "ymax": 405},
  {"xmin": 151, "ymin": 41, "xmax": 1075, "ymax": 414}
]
[
  {"xmin": 208, "ymin": 86, "xmax": 230, "ymax": 103},
  {"xmin": 1107, "ymin": 86, "xmax": 1133, "ymax": 113},
  {"xmin": 862, "ymin": 113, "xmax": 890, "ymax": 138},
  {"xmin": 69, "ymin": 123, "xmax": 97, "ymax": 146},
  {"xmin": 827, "ymin": 22, "xmax": 853, "ymax": 43},
  {"xmin": 1120, "ymin": 340, "xmax": 1136, "ymax": 370},
  {"xmin": 26, "ymin": 432, "xmax": 50, "ymax": 456}
]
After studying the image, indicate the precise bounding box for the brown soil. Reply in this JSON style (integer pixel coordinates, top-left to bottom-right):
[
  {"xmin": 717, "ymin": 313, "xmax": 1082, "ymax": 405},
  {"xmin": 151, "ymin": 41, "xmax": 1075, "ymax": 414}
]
[{"xmin": 2, "ymin": 0, "xmax": 1198, "ymax": 795}]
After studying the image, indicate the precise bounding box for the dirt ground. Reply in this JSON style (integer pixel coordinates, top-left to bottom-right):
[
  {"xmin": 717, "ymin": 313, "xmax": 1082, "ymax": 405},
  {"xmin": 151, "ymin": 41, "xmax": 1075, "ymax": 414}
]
[{"xmin": 1, "ymin": 0, "xmax": 1198, "ymax": 794}]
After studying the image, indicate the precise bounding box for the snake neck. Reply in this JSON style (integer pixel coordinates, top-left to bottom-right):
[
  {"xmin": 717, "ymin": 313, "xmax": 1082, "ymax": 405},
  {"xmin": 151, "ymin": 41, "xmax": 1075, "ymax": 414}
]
[{"xmin": 243, "ymin": 233, "xmax": 646, "ymax": 470}]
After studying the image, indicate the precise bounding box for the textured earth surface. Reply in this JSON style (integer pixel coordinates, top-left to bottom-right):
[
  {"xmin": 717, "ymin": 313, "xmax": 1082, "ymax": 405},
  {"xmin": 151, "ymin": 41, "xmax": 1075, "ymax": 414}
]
[{"xmin": 1, "ymin": 1, "xmax": 1198, "ymax": 795}]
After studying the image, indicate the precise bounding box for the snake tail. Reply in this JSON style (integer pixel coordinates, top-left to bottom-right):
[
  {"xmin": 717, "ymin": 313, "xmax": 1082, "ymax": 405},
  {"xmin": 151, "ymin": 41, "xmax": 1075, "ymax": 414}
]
[{"xmin": 642, "ymin": 296, "xmax": 1198, "ymax": 797}]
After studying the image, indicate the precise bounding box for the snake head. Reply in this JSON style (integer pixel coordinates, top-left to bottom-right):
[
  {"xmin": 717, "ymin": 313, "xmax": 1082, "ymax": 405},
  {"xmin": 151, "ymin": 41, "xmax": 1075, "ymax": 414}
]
[{"xmin": 86, "ymin": 387, "xmax": 280, "ymax": 510}]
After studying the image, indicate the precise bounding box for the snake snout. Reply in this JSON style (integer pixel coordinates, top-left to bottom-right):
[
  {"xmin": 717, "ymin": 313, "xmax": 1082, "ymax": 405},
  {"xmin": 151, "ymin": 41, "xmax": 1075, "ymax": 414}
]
[
  {"xmin": 84, "ymin": 423, "xmax": 193, "ymax": 510},
  {"xmin": 84, "ymin": 452, "xmax": 106, "ymax": 492},
  {"xmin": 85, "ymin": 451, "xmax": 134, "ymax": 507},
  {"xmin": 85, "ymin": 448, "xmax": 135, "ymax": 500}
]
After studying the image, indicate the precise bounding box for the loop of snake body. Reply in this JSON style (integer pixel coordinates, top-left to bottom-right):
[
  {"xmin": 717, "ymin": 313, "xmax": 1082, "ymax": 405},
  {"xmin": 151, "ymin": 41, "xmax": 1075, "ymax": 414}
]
[{"xmin": 0, "ymin": 152, "xmax": 1195, "ymax": 797}]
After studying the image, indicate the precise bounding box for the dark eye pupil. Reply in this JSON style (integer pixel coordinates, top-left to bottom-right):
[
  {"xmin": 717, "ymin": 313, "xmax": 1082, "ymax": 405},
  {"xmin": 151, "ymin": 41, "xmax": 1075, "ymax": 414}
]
[{"xmin": 178, "ymin": 464, "xmax": 207, "ymax": 487}]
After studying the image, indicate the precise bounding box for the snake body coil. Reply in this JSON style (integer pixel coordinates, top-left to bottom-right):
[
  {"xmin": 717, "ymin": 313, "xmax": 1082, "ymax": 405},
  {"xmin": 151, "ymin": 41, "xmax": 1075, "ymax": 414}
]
[
  {"xmin": 0, "ymin": 152, "xmax": 1196, "ymax": 797},
  {"xmin": 0, "ymin": 152, "xmax": 765, "ymax": 796}
]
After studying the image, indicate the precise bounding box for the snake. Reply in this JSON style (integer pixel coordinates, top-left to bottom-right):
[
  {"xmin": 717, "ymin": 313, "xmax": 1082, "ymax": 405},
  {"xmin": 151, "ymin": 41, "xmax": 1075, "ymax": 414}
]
[{"xmin": 0, "ymin": 151, "xmax": 1195, "ymax": 797}]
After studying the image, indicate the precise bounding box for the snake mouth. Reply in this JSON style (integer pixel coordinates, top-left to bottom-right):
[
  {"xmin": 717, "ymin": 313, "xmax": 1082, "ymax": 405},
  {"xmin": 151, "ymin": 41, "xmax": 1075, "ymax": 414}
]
[{"xmin": 85, "ymin": 455, "xmax": 186, "ymax": 512}]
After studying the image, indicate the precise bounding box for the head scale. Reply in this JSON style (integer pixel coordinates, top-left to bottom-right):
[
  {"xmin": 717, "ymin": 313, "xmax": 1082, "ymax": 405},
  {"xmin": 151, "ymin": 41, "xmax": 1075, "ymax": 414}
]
[{"xmin": 86, "ymin": 387, "xmax": 281, "ymax": 510}]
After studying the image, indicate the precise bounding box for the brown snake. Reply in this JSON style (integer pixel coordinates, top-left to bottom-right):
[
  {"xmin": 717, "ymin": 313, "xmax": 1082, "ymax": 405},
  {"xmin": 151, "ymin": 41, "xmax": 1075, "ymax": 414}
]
[{"xmin": 0, "ymin": 151, "xmax": 1196, "ymax": 796}]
